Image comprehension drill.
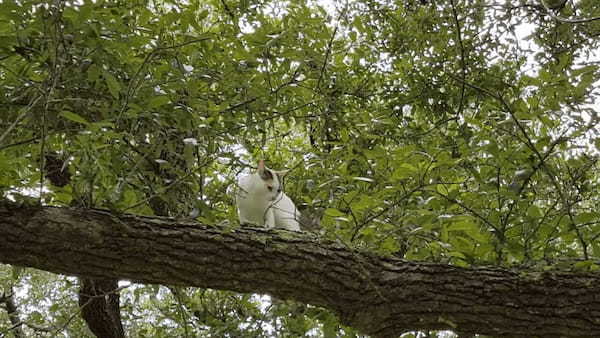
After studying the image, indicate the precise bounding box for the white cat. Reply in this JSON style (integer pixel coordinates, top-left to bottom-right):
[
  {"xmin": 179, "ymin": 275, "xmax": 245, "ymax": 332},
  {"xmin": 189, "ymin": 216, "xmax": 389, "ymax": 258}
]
[{"xmin": 236, "ymin": 160, "xmax": 301, "ymax": 231}]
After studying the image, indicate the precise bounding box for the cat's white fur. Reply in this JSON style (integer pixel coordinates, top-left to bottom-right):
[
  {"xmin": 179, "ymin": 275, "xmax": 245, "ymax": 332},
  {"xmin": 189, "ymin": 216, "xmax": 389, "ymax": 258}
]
[{"xmin": 236, "ymin": 160, "xmax": 301, "ymax": 231}]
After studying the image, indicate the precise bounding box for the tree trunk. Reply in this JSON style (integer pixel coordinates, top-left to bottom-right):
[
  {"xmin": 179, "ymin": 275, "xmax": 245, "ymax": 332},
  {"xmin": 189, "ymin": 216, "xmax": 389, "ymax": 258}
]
[
  {"xmin": 43, "ymin": 152, "xmax": 124, "ymax": 338},
  {"xmin": 79, "ymin": 278, "xmax": 125, "ymax": 338},
  {"xmin": 0, "ymin": 287, "xmax": 25, "ymax": 338},
  {"xmin": 1, "ymin": 201, "xmax": 599, "ymax": 337}
]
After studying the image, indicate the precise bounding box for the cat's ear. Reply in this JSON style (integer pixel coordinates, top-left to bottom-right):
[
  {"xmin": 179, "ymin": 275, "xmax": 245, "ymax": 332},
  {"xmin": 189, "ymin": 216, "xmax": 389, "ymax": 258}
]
[
  {"xmin": 257, "ymin": 160, "xmax": 273, "ymax": 180},
  {"xmin": 257, "ymin": 159, "xmax": 265, "ymax": 173}
]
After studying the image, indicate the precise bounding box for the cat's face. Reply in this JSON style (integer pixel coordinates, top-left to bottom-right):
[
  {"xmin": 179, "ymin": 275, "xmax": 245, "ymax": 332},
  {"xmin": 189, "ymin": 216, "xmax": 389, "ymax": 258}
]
[{"xmin": 257, "ymin": 160, "xmax": 284, "ymax": 201}]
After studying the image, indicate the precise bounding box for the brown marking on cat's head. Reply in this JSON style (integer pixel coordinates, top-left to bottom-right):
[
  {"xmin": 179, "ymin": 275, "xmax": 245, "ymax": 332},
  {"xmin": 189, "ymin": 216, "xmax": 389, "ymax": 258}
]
[
  {"xmin": 257, "ymin": 160, "xmax": 279, "ymax": 195},
  {"xmin": 258, "ymin": 160, "xmax": 273, "ymax": 180}
]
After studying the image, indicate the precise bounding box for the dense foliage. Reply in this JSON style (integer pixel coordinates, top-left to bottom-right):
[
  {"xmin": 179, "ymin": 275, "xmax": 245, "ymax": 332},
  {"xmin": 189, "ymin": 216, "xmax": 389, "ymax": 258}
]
[{"xmin": 1, "ymin": 0, "xmax": 600, "ymax": 336}]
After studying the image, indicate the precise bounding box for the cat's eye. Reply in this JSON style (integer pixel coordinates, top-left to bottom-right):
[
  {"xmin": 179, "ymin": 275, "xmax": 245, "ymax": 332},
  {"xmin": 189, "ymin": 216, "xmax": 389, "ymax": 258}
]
[{"xmin": 267, "ymin": 186, "xmax": 273, "ymax": 191}]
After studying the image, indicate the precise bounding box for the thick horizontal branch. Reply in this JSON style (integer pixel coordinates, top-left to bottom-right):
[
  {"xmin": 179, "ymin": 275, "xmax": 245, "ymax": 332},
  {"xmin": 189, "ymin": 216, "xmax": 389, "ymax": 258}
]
[{"xmin": 1, "ymin": 202, "xmax": 600, "ymax": 337}]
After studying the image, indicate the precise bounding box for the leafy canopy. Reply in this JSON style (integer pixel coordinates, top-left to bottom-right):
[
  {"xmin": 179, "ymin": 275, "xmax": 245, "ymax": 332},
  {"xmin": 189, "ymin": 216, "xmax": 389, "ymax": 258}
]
[{"xmin": 1, "ymin": 0, "xmax": 600, "ymax": 336}]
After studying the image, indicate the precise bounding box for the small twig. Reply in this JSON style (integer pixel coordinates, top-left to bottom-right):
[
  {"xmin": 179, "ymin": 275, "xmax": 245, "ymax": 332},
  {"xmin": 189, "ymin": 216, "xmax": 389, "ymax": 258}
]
[
  {"xmin": 119, "ymin": 37, "xmax": 212, "ymax": 118},
  {"xmin": 220, "ymin": 0, "xmax": 235, "ymax": 20},
  {"xmin": 500, "ymin": 129, "xmax": 570, "ymax": 230},
  {"xmin": 122, "ymin": 170, "xmax": 195, "ymax": 212},
  {"xmin": 219, "ymin": 97, "xmax": 259, "ymax": 113},
  {"xmin": 353, "ymin": 186, "xmax": 423, "ymax": 235},
  {"xmin": 0, "ymin": 96, "xmax": 42, "ymax": 146},
  {"xmin": 315, "ymin": 25, "xmax": 338, "ymax": 92},
  {"xmin": 408, "ymin": 116, "xmax": 459, "ymax": 138},
  {"xmin": 219, "ymin": 69, "xmax": 303, "ymax": 115},
  {"xmin": 215, "ymin": 100, "xmax": 318, "ymax": 136},
  {"xmin": 451, "ymin": 74, "xmax": 591, "ymax": 259},
  {"xmin": 433, "ymin": 190, "xmax": 500, "ymax": 234},
  {"xmin": 314, "ymin": 3, "xmax": 348, "ymax": 94},
  {"xmin": 0, "ymin": 62, "xmax": 45, "ymax": 94},
  {"xmin": 450, "ymin": 0, "xmax": 467, "ymax": 117},
  {"xmin": 168, "ymin": 287, "xmax": 191, "ymax": 338},
  {"xmin": 39, "ymin": 0, "xmax": 65, "ymax": 204}
]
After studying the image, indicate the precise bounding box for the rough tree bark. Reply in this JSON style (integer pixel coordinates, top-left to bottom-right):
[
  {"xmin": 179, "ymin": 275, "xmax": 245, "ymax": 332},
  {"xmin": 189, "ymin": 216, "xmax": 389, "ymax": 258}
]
[
  {"xmin": 1, "ymin": 202, "xmax": 600, "ymax": 337},
  {"xmin": 79, "ymin": 278, "xmax": 124, "ymax": 338}
]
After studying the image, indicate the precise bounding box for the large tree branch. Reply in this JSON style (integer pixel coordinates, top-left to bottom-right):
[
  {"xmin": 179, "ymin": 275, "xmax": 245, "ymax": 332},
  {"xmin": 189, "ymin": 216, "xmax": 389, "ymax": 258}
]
[{"xmin": 1, "ymin": 202, "xmax": 599, "ymax": 337}]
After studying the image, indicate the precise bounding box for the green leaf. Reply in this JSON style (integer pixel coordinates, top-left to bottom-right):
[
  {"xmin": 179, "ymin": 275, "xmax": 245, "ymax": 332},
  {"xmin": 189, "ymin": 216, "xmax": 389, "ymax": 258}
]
[
  {"xmin": 59, "ymin": 110, "xmax": 89, "ymax": 125},
  {"xmin": 352, "ymin": 176, "xmax": 374, "ymax": 183},
  {"xmin": 526, "ymin": 205, "xmax": 542, "ymax": 218},
  {"xmin": 184, "ymin": 143, "xmax": 194, "ymax": 168},
  {"xmin": 576, "ymin": 212, "xmax": 598, "ymax": 224},
  {"xmin": 324, "ymin": 208, "xmax": 345, "ymax": 217},
  {"xmin": 448, "ymin": 220, "xmax": 486, "ymax": 242},
  {"xmin": 392, "ymin": 163, "xmax": 417, "ymax": 180},
  {"xmin": 197, "ymin": 10, "xmax": 209, "ymax": 21},
  {"xmin": 104, "ymin": 71, "xmax": 121, "ymax": 99},
  {"xmin": 11, "ymin": 266, "xmax": 23, "ymax": 280},
  {"xmin": 148, "ymin": 95, "xmax": 171, "ymax": 108}
]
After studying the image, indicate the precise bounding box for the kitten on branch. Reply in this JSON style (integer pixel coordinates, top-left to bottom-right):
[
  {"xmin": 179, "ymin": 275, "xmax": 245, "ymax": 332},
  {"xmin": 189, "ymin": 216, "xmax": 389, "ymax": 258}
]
[{"xmin": 235, "ymin": 160, "xmax": 301, "ymax": 231}]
